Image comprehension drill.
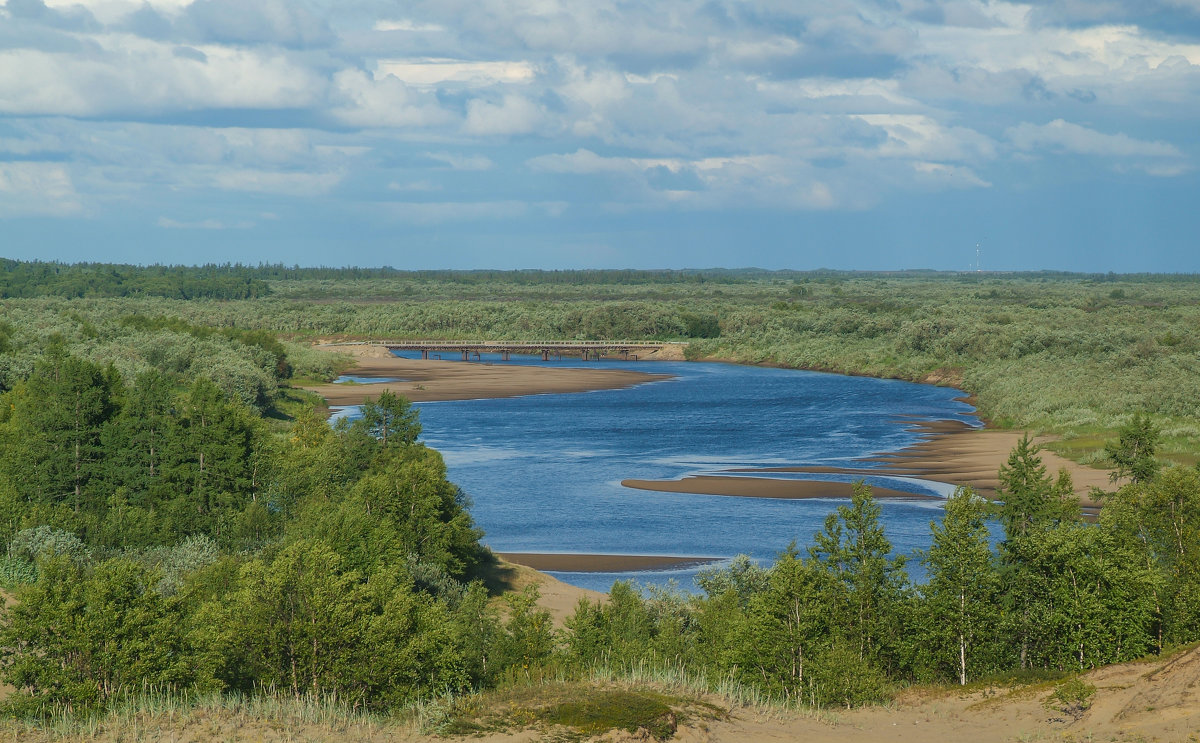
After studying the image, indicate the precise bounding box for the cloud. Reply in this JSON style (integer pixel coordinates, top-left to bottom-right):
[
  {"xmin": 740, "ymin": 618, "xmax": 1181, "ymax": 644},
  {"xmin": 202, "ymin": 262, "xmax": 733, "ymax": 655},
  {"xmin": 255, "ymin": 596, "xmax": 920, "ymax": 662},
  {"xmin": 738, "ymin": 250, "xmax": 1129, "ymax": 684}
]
[
  {"xmin": 0, "ymin": 162, "xmax": 83, "ymax": 216},
  {"xmin": 210, "ymin": 168, "xmax": 344, "ymax": 196},
  {"xmin": 2, "ymin": 0, "xmax": 1197, "ymax": 245},
  {"xmin": 0, "ymin": 36, "xmax": 324, "ymax": 117},
  {"xmin": 381, "ymin": 200, "xmax": 566, "ymax": 223},
  {"xmin": 181, "ymin": 0, "xmax": 333, "ymax": 48},
  {"xmin": 157, "ymin": 216, "xmax": 255, "ymax": 229},
  {"xmin": 331, "ymin": 69, "xmax": 456, "ymax": 129},
  {"xmin": 425, "ymin": 152, "xmax": 495, "ymax": 170},
  {"xmin": 463, "ymin": 95, "xmax": 543, "ymax": 135},
  {"xmin": 376, "ymin": 58, "xmax": 536, "ymax": 87},
  {"xmin": 1008, "ymin": 119, "xmax": 1182, "ymax": 157}
]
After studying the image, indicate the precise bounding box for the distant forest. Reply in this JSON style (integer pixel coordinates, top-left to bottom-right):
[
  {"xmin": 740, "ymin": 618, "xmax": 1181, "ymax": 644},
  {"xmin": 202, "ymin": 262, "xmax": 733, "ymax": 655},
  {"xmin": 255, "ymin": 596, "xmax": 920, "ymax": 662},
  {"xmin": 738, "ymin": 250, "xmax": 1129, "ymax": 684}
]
[{"xmin": 5, "ymin": 258, "xmax": 1199, "ymax": 301}]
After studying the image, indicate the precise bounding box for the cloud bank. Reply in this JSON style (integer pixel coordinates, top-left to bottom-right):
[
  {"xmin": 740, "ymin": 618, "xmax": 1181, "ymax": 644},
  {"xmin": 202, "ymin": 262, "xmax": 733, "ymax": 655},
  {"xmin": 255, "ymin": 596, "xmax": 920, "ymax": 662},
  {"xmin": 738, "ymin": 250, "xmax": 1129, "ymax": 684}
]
[{"xmin": 1, "ymin": 0, "xmax": 1198, "ymax": 268}]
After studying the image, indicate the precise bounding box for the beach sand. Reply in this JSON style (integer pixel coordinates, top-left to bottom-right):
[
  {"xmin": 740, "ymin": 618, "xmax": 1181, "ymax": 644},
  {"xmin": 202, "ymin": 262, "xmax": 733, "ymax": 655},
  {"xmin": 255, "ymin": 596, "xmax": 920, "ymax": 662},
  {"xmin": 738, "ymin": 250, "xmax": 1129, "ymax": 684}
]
[
  {"xmin": 727, "ymin": 419, "xmax": 1117, "ymax": 509},
  {"xmin": 621, "ymin": 475, "xmax": 939, "ymax": 500},
  {"xmin": 300, "ymin": 343, "xmax": 671, "ymax": 406},
  {"xmin": 495, "ymin": 552, "xmax": 721, "ymax": 572}
]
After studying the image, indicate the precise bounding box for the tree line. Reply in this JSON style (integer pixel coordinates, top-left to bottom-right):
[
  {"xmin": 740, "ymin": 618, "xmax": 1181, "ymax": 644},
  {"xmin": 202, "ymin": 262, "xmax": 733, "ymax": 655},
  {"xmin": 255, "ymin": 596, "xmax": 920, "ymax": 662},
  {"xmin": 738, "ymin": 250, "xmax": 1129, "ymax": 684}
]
[{"xmin": 0, "ymin": 260, "xmax": 271, "ymax": 300}]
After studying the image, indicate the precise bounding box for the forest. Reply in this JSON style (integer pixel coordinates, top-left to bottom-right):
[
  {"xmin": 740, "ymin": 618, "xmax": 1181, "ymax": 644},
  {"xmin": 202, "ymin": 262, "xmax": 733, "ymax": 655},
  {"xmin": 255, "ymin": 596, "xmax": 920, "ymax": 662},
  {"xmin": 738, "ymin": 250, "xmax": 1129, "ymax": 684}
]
[{"xmin": 0, "ymin": 261, "xmax": 1199, "ymax": 735}]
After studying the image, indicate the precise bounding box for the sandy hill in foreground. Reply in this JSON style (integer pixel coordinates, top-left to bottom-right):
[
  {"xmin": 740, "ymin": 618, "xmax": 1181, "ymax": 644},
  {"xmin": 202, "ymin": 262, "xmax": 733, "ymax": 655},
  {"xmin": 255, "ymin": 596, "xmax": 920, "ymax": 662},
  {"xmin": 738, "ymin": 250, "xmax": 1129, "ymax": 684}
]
[{"xmin": 7, "ymin": 645, "xmax": 1197, "ymax": 742}]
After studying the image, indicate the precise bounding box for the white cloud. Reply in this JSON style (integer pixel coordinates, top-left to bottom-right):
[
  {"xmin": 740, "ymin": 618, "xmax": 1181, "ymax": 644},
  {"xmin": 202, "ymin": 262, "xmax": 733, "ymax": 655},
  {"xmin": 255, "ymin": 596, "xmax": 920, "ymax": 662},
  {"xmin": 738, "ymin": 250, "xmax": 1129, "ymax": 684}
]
[
  {"xmin": 376, "ymin": 58, "xmax": 536, "ymax": 86},
  {"xmin": 157, "ymin": 216, "xmax": 255, "ymax": 229},
  {"xmin": 463, "ymin": 95, "xmax": 543, "ymax": 135},
  {"xmin": 853, "ymin": 114, "xmax": 997, "ymax": 162},
  {"xmin": 1008, "ymin": 119, "xmax": 1181, "ymax": 157},
  {"xmin": 381, "ymin": 200, "xmax": 566, "ymax": 223},
  {"xmin": 426, "ymin": 151, "xmax": 495, "ymax": 170},
  {"xmin": 0, "ymin": 36, "xmax": 324, "ymax": 117},
  {"xmin": 0, "ymin": 162, "xmax": 83, "ymax": 217},
  {"xmin": 331, "ymin": 69, "xmax": 456, "ymax": 129},
  {"xmin": 373, "ymin": 20, "xmax": 446, "ymax": 32},
  {"xmin": 210, "ymin": 169, "xmax": 344, "ymax": 196}
]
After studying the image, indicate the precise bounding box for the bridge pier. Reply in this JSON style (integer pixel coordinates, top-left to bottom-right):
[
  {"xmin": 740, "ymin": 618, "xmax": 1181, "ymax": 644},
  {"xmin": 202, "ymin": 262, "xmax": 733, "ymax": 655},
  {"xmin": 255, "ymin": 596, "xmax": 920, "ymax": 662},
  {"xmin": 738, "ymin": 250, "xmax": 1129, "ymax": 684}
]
[
  {"xmin": 421, "ymin": 349, "xmax": 429, "ymax": 360},
  {"xmin": 461, "ymin": 349, "xmax": 469, "ymax": 361},
  {"xmin": 501, "ymin": 350, "xmax": 510, "ymax": 361},
  {"xmin": 541, "ymin": 350, "xmax": 550, "ymax": 361}
]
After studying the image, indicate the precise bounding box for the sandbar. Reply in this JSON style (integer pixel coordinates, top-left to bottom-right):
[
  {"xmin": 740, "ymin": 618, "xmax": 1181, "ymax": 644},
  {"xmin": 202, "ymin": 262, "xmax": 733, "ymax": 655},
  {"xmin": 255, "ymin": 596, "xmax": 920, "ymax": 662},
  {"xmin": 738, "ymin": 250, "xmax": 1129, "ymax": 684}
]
[
  {"xmin": 494, "ymin": 552, "xmax": 721, "ymax": 573},
  {"xmin": 300, "ymin": 343, "xmax": 672, "ymax": 406},
  {"xmin": 731, "ymin": 419, "xmax": 1115, "ymax": 509},
  {"xmin": 621, "ymin": 475, "xmax": 939, "ymax": 500}
]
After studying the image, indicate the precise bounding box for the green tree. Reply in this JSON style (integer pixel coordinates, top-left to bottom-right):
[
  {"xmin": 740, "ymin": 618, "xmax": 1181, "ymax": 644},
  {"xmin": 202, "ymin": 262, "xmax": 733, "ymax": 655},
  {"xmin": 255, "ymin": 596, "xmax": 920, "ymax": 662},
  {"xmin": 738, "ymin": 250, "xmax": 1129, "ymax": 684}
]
[
  {"xmin": 355, "ymin": 390, "xmax": 421, "ymax": 449},
  {"xmin": 919, "ymin": 487, "xmax": 999, "ymax": 684},
  {"xmin": 1104, "ymin": 413, "xmax": 1161, "ymax": 484},
  {"xmin": 162, "ymin": 379, "xmax": 258, "ymax": 541},
  {"xmin": 996, "ymin": 435, "xmax": 1059, "ymax": 541},
  {"xmin": 810, "ymin": 482, "xmax": 908, "ymax": 669},
  {"xmin": 98, "ymin": 370, "xmax": 176, "ymax": 509},
  {"xmin": 733, "ymin": 547, "xmax": 827, "ymax": 701},
  {"xmin": 1104, "ymin": 467, "xmax": 1200, "ymax": 647},
  {"xmin": 343, "ymin": 447, "xmax": 483, "ymax": 579},
  {"xmin": 0, "ymin": 347, "xmax": 117, "ymax": 512},
  {"xmin": 0, "ymin": 556, "xmax": 215, "ymax": 714}
]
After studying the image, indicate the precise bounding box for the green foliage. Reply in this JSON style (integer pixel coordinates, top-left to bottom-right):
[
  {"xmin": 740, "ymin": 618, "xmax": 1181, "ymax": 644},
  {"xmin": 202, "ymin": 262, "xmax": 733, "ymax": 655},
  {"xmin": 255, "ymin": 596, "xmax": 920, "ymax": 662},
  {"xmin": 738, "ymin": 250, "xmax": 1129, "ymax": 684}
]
[
  {"xmin": 0, "ymin": 556, "xmax": 217, "ymax": 716},
  {"xmin": 196, "ymin": 540, "xmax": 471, "ymax": 709},
  {"xmin": 695, "ymin": 554, "xmax": 769, "ymax": 604},
  {"xmin": 0, "ymin": 259, "xmax": 271, "ymax": 300},
  {"xmin": 492, "ymin": 586, "xmax": 554, "ymax": 674},
  {"xmin": 807, "ymin": 643, "xmax": 890, "ymax": 708},
  {"xmin": 1045, "ymin": 677, "xmax": 1096, "ymax": 720},
  {"xmin": 9, "ymin": 526, "xmax": 90, "ymax": 564},
  {"xmin": 918, "ymin": 487, "xmax": 1001, "ymax": 685},
  {"xmin": 810, "ymin": 483, "xmax": 909, "ymax": 670},
  {"xmin": 353, "ymin": 390, "xmax": 421, "ymax": 448},
  {"xmin": 1104, "ymin": 467, "xmax": 1200, "ymax": 646},
  {"xmin": 995, "ymin": 435, "xmax": 1078, "ymax": 541},
  {"xmin": 1104, "ymin": 412, "xmax": 1162, "ymax": 483}
]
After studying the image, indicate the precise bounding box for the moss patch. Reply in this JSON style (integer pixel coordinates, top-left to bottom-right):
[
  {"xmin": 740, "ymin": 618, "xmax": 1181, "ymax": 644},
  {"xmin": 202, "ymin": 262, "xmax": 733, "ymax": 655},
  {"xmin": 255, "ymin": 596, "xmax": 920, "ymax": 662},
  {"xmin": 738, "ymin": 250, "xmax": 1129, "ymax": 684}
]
[{"xmin": 433, "ymin": 682, "xmax": 725, "ymax": 741}]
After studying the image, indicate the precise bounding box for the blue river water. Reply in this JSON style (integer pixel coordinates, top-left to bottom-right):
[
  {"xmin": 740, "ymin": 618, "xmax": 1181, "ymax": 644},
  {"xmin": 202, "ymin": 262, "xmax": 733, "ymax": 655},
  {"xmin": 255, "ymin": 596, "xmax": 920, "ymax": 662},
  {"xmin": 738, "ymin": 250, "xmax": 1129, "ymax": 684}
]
[{"xmin": 334, "ymin": 353, "xmax": 981, "ymax": 593}]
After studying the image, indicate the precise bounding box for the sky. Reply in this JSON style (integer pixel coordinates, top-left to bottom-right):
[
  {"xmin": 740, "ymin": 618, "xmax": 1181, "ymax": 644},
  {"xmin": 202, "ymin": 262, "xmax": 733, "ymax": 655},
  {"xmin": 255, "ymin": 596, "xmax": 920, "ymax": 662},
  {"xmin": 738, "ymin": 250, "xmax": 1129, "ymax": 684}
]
[{"xmin": 1, "ymin": 0, "xmax": 1199, "ymax": 271}]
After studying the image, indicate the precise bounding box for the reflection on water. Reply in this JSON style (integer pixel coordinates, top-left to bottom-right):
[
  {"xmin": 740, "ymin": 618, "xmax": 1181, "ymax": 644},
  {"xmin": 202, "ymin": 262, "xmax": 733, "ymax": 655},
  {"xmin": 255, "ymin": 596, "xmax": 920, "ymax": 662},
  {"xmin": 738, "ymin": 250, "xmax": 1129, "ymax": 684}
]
[{"xmin": 352, "ymin": 353, "xmax": 983, "ymax": 592}]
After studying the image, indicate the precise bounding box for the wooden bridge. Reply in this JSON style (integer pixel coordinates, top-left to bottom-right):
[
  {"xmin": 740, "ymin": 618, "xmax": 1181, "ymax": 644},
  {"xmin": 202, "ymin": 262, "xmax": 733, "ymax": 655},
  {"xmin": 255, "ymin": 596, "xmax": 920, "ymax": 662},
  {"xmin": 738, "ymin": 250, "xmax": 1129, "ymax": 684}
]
[{"xmin": 334, "ymin": 340, "xmax": 667, "ymax": 361}]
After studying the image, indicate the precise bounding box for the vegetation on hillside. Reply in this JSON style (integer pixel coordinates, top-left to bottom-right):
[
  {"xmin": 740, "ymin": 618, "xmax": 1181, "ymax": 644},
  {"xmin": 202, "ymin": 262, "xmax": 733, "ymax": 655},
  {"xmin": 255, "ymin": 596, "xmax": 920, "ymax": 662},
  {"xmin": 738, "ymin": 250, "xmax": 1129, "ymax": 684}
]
[{"xmin": 1, "ymin": 261, "xmax": 1199, "ymax": 734}]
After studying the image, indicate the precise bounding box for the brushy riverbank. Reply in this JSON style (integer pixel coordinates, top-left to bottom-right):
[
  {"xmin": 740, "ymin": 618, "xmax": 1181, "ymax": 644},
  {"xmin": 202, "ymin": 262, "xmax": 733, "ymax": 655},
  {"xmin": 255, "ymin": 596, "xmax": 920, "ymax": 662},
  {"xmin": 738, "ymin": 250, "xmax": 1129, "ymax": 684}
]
[{"xmin": 4, "ymin": 271, "xmax": 1196, "ymax": 463}]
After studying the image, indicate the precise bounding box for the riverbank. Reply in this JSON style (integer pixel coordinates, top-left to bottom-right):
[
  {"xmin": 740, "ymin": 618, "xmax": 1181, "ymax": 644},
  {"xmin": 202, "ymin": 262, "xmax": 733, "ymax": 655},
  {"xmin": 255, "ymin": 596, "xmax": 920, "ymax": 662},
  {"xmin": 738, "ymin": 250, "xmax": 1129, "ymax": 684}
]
[
  {"xmin": 627, "ymin": 419, "xmax": 1117, "ymax": 509},
  {"xmin": 300, "ymin": 343, "xmax": 672, "ymax": 406}
]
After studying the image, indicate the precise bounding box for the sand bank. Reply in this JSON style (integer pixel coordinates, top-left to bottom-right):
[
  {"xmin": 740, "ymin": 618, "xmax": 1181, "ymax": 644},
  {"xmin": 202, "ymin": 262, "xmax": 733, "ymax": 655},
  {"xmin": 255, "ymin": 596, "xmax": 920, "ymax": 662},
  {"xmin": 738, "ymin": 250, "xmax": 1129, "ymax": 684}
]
[
  {"xmin": 495, "ymin": 552, "xmax": 721, "ymax": 573},
  {"xmin": 729, "ymin": 419, "xmax": 1116, "ymax": 508},
  {"xmin": 301, "ymin": 344, "xmax": 671, "ymax": 406},
  {"xmin": 621, "ymin": 475, "xmax": 939, "ymax": 500}
]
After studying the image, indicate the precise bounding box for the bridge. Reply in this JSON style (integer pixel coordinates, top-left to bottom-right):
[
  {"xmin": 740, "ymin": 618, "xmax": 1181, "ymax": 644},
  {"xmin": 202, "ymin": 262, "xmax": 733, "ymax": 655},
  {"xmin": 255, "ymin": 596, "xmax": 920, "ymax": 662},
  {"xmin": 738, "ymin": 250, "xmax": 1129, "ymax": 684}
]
[{"xmin": 330, "ymin": 340, "xmax": 667, "ymax": 362}]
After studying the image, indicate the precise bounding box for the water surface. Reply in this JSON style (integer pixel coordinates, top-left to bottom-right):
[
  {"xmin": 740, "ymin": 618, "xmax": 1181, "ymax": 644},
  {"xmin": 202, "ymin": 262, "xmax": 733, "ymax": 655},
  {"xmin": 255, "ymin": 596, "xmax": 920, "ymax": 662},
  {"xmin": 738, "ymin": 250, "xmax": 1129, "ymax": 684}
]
[{"xmin": 339, "ymin": 353, "xmax": 979, "ymax": 592}]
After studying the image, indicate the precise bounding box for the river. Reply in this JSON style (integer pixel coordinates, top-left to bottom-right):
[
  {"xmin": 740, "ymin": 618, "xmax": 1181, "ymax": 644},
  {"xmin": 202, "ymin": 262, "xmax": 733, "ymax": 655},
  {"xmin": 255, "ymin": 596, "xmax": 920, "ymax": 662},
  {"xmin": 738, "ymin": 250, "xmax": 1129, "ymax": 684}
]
[{"xmin": 336, "ymin": 353, "xmax": 980, "ymax": 592}]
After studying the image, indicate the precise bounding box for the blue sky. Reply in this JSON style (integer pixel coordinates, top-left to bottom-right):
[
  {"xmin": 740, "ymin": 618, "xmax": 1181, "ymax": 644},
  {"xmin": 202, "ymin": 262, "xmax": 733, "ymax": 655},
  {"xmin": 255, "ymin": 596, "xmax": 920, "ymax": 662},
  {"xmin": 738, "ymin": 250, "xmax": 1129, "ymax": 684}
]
[{"xmin": 1, "ymin": 0, "xmax": 1198, "ymax": 271}]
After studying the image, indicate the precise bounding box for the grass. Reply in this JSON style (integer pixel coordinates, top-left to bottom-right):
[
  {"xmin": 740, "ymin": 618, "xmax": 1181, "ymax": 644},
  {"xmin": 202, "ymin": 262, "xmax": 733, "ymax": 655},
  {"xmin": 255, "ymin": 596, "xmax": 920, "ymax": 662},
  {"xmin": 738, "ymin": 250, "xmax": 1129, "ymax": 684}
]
[
  {"xmin": 430, "ymin": 682, "xmax": 706, "ymax": 741},
  {"xmin": 0, "ymin": 687, "xmax": 397, "ymax": 742}
]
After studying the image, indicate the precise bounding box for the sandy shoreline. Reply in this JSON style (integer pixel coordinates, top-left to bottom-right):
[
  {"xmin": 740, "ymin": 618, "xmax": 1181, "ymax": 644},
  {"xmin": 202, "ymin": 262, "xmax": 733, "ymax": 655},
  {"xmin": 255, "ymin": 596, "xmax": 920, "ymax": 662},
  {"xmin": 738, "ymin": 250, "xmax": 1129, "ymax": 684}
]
[
  {"xmin": 300, "ymin": 344, "xmax": 672, "ymax": 406},
  {"xmin": 494, "ymin": 552, "xmax": 722, "ymax": 572},
  {"xmin": 622, "ymin": 475, "xmax": 940, "ymax": 500},
  {"xmin": 624, "ymin": 417, "xmax": 1115, "ymax": 508}
]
